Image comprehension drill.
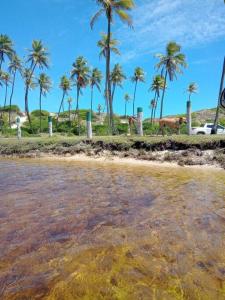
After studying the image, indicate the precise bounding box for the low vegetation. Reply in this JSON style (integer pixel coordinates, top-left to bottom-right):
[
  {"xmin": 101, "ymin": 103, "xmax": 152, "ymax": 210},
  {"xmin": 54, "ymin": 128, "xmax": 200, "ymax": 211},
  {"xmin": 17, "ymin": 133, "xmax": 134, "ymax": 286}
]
[{"xmin": 0, "ymin": 135, "xmax": 225, "ymax": 168}]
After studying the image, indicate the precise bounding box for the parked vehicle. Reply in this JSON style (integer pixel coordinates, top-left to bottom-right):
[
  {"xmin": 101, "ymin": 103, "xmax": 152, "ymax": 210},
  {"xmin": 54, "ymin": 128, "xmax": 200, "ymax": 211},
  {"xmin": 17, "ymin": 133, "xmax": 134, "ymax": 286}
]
[{"xmin": 191, "ymin": 123, "xmax": 225, "ymax": 135}]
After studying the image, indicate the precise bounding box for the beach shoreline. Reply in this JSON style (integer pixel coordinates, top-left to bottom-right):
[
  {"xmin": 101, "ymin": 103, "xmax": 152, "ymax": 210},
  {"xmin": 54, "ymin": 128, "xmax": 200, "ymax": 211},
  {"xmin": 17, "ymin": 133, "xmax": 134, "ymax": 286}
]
[
  {"xmin": 0, "ymin": 136, "xmax": 225, "ymax": 170},
  {"xmin": 1, "ymin": 151, "xmax": 224, "ymax": 171}
]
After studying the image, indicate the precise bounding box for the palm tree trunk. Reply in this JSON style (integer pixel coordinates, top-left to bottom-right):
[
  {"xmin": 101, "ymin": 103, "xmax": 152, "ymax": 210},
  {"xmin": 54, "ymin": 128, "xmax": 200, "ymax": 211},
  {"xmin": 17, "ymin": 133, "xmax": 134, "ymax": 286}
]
[
  {"xmin": 69, "ymin": 103, "xmax": 71, "ymax": 128},
  {"xmin": 112, "ymin": 83, "xmax": 116, "ymax": 102},
  {"xmin": 213, "ymin": 56, "xmax": 225, "ymax": 134},
  {"xmin": 0, "ymin": 54, "xmax": 3, "ymax": 70},
  {"xmin": 25, "ymin": 62, "xmax": 37, "ymax": 131},
  {"xmin": 106, "ymin": 13, "xmax": 114, "ymax": 133},
  {"xmin": 76, "ymin": 85, "xmax": 81, "ymax": 136},
  {"xmin": 39, "ymin": 87, "xmax": 42, "ymax": 133},
  {"xmin": 56, "ymin": 91, "xmax": 65, "ymax": 128},
  {"xmin": 25, "ymin": 86, "xmax": 32, "ymax": 131},
  {"xmin": 104, "ymin": 67, "xmax": 109, "ymax": 119},
  {"xmin": 133, "ymin": 80, "xmax": 137, "ymax": 116},
  {"xmin": 187, "ymin": 93, "xmax": 192, "ymax": 136},
  {"xmin": 91, "ymin": 85, "xmax": 94, "ymax": 115},
  {"xmin": 150, "ymin": 108, "xmax": 154, "ymax": 124},
  {"xmin": 3, "ymin": 84, "xmax": 8, "ymax": 109},
  {"xmin": 125, "ymin": 102, "xmax": 127, "ymax": 118},
  {"xmin": 153, "ymin": 95, "xmax": 159, "ymax": 122},
  {"xmin": 160, "ymin": 69, "xmax": 168, "ymax": 119},
  {"xmin": 151, "ymin": 91, "xmax": 157, "ymax": 124},
  {"xmin": 9, "ymin": 70, "xmax": 16, "ymax": 127}
]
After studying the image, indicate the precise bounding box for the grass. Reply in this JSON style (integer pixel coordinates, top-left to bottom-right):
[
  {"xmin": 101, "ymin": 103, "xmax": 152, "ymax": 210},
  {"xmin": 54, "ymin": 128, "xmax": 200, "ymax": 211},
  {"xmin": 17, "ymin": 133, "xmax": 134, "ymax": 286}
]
[{"xmin": 0, "ymin": 134, "xmax": 225, "ymax": 154}]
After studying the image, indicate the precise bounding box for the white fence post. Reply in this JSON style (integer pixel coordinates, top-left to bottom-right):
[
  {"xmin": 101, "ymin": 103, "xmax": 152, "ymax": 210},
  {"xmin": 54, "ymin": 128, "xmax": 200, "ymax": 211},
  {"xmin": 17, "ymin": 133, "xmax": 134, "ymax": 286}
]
[
  {"xmin": 187, "ymin": 100, "xmax": 191, "ymax": 135},
  {"xmin": 16, "ymin": 116, "xmax": 21, "ymax": 139},
  {"xmin": 48, "ymin": 116, "xmax": 53, "ymax": 137},
  {"xmin": 137, "ymin": 107, "xmax": 143, "ymax": 136}
]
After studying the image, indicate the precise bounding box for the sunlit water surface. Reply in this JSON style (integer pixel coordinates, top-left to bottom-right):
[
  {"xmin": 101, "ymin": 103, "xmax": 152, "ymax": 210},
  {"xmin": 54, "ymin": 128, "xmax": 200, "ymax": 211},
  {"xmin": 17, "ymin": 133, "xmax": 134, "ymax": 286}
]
[{"xmin": 0, "ymin": 159, "xmax": 225, "ymax": 300}]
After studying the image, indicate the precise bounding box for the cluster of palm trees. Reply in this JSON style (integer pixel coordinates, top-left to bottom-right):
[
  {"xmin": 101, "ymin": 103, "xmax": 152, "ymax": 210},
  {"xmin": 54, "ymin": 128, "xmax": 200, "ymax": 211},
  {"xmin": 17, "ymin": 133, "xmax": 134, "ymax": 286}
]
[
  {"xmin": 0, "ymin": 0, "xmax": 201, "ymax": 136},
  {"xmin": 0, "ymin": 36, "xmax": 52, "ymax": 131}
]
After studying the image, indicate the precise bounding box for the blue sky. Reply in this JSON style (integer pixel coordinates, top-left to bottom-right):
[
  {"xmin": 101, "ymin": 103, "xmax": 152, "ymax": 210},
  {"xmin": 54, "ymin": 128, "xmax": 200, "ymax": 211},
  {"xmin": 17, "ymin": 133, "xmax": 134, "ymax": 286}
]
[{"xmin": 1, "ymin": 0, "xmax": 225, "ymax": 118}]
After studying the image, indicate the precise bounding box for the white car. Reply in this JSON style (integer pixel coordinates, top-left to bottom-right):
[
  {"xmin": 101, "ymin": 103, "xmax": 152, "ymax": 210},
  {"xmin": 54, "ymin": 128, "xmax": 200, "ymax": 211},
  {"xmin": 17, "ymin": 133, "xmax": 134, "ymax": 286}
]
[{"xmin": 191, "ymin": 123, "xmax": 225, "ymax": 135}]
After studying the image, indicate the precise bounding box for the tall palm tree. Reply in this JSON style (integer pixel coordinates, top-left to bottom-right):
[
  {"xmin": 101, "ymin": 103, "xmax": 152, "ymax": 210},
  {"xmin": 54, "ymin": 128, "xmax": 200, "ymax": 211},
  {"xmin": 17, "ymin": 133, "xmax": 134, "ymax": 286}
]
[
  {"xmin": 131, "ymin": 67, "xmax": 145, "ymax": 116},
  {"xmin": 37, "ymin": 73, "xmax": 52, "ymax": 132},
  {"xmin": 8, "ymin": 54, "xmax": 22, "ymax": 127},
  {"xmin": 150, "ymin": 74, "xmax": 165, "ymax": 121},
  {"xmin": 0, "ymin": 34, "xmax": 14, "ymax": 70},
  {"xmin": 23, "ymin": 68, "xmax": 36, "ymax": 127},
  {"xmin": 90, "ymin": 68, "xmax": 102, "ymax": 115},
  {"xmin": 124, "ymin": 93, "xmax": 131, "ymax": 117},
  {"xmin": 187, "ymin": 82, "xmax": 198, "ymax": 101},
  {"xmin": 186, "ymin": 82, "xmax": 198, "ymax": 135},
  {"xmin": 98, "ymin": 34, "xmax": 119, "ymax": 123},
  {"xmin": 111, "ymin": 64, "xmax": 126, "ymax": 102},
  {"xmin": 67, "ymin": 97, "xmax": 73, "ymax": 127},
  {"xmin": 57, "ymin": 75, "xmax": 71, "ymax": 127},
  {"xmin": 25, "ymin": 40, "xmax": 49, "ymax": 129},
  {"xmin": 97, "ymin": 33, "xmax": 120, "ymax": 128},
  {"xmin": 1, "ymin": 72, "xmax": 11, "ymax": 109},
  {"xmin": 71, "ymin": 56, "xmax": 90, "ymax": 135},
  {"xmin": 150, "ymin": 99, "xmax": 156, "ymax": 124},
  {"xmin": 98, "ymin": 33, "xmax": 120, "ymax": 59},
  {"xmin": 97, "ymin": 103, "xmax": 102, "ymax": 115},
  {"xmin": 91, "ymin": 0, "xmax": 134, "ymax": 132},
  {"xmin": 156, "ymin": 41, "xmax": 187, "ymax": 119}
]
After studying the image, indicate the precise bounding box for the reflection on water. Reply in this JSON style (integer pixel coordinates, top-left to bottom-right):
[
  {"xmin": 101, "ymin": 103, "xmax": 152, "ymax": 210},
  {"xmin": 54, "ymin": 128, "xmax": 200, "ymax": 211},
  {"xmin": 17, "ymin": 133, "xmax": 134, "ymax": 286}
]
[{"xmin": 0, "ymin": 159, "xmax": 225, "ymax": 299}]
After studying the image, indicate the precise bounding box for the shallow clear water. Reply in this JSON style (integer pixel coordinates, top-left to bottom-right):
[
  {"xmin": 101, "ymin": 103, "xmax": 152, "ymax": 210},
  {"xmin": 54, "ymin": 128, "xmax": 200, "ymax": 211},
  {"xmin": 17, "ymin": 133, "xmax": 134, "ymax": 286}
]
[{"xmin": 0, "ymin": 159, "xmax": 225, "ymax": 299}]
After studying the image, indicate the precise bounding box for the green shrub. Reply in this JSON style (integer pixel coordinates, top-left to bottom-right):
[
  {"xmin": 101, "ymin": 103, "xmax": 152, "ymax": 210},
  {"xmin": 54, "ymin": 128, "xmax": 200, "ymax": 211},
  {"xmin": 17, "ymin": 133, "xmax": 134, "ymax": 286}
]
[
  {"xmin": 59, "ymin": 110, "xmax": 97, "ymax": 121},
  {"xmin": 72, "ymin": 124, "xmax": 86, "ymax": 135},
  {"xmin": 104, "ymin": 115, "xmax": 121, "ymax": 126},
  {"xmin": 143, "ymin": 123, "xmax": 159, "ymax": 135},
  {"xmin": 0, "ymin": 105, "xmax": 20, "ymax": 113},
  {"xmin": 116, "ymin": 124, "xmax": 129, "ymax": 134},
  {"xmin": 93, "ymin": 125, "xmax": 109, "ymax": 136},
  {"xmin": 31, "ymin": 110, "xmax": 50, "ymax": 117},
  {"xmin": 56, "ymin": 120, "xmax": 71, "ymax": 133},
  {"xmin": 23, "ymin": 116, "xmax": 49, "ymax": 134}
]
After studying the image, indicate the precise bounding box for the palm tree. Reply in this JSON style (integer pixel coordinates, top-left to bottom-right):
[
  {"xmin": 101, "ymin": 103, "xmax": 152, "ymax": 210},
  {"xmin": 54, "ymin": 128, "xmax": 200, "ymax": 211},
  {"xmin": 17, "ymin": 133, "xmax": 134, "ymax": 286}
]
[
  {"xmin": 37, "ymin": 73, "xmax": 52, "ymax": 132},
  {"xmin": 0, "ymin": 34, "xmax": 14, "ymax": 70},
  {"xmin": 97, "ymin": 33, "xmax": 120, "ymax": 128},
  {"xmin": 71, "ymin": 56, "xmax": 90, "ymax": 135},
  {"xmin": 8, "ymin": 55, "xmax": 22, "ymax": 127},
  {"xmin": 150, "ymin": 75, "xmax": 165, "ymax": 121},
  {"xmin": 150, "ymin": 99, "xmax": 156, "ymax": 124},
  {"xmin": 98, "ymin": 33, "xmax": 120, "ymax": 59},
  {"xmin": 187, "ymin": 82, "xmax": 198, "ymax": 101},
  {"xmin": 23, "ymin": 69, "xmax": 36, "ymax": 127},
  {"xmin": 111, "ymin": 64, "xmax": 126, "ymax": 103},
  {"xmin": 25, "ymin": 40, "xmax": 49, "ymax": 129},
  {"xmin": 57, "ymin": 75, "xmax": 71, "ymax": 127},
  {"xmin": 91, "ymin": 0, "xmax": 134, "ymax": 132},
  {"xmin": 186, "ymin": 82, "xmax": 198, "ymax": 135},
  {"xmin": 90, "ymin": 68, "xmax": 102, "ymax": 115},
  {"xmin": 97, "ymin": 103, "xmax": 102, "ymax": 115},
  {"xmin": 124, "ymin": 93, "xmax": 131, "ymax": 117},
  {"xmin": 1, "ymin": 72, "xmax": 11, "ymax": 109},
  {"xmin": 156, "ymin": 41, "xmax": 187, "ymax": 119},
  {"xmin": 67, "ymin": 97, "xmax": 73, "ymax": 127},
  {"xmin": 131, "ymin": 67, "xmax": 145, "ymax": 116}
]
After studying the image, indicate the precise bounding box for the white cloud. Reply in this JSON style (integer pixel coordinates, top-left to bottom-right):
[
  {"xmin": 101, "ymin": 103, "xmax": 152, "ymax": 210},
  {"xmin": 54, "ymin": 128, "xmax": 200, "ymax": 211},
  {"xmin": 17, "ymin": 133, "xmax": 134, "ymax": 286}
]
[{"xmin": 116, "ymin": 0, "xmax": 225, "ymax": 62}]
